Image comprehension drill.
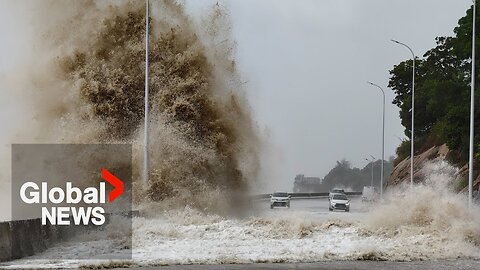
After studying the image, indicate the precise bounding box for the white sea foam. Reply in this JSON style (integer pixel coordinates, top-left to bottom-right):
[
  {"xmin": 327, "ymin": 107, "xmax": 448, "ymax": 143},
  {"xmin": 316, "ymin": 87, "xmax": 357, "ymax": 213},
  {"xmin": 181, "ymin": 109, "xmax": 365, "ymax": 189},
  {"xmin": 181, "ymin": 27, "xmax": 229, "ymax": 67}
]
[{"xmin": 3, "ymin": 162, "xmax": 479, "ymax": 268}]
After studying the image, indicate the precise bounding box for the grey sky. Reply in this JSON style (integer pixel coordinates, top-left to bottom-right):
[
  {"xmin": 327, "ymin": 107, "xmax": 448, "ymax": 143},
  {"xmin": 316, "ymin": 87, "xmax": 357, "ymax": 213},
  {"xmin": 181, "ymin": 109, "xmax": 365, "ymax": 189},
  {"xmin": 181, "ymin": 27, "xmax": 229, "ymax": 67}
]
[
  {"xmin": 0, "ymin": 0, "xmax": 474, "ymax": 196},
  {"xmin": 187, "ymin": 0, "xmax": 472, "ymax": 192}
]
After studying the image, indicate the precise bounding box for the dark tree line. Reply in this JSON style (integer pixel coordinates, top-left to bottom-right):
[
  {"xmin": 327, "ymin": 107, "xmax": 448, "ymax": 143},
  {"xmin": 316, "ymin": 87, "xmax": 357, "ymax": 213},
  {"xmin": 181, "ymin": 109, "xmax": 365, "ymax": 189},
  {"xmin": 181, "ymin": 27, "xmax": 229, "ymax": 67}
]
[
  {"xmin": 319, "ymin": 159, "xmax": 393, "ymax": 192},
  {"xmin": 294, "ymin": 158, "xmax": 393, "ymax": 192}
]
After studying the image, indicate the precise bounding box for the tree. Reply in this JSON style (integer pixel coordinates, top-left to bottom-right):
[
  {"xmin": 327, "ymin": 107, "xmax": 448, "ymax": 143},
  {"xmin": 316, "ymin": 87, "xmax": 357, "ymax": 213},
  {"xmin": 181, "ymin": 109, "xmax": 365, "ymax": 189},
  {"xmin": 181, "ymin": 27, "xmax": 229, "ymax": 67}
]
[
  {"xmin": 389, "ymin": 4, "xmax": 480, "ymax": 163},
  {"xmin": 317, "ymin": 159, "xmax": 393, "ymax": 192}
]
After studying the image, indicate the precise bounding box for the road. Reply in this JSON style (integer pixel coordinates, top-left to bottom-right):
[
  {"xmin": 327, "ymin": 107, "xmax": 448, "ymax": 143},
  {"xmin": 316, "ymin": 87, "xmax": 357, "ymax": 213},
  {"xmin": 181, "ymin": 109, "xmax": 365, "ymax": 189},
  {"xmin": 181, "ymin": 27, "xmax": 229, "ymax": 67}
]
[
  {"xmin": 130, "ymin": 260, "xmax": 480, "ymax": 270},
  {"xmin": 251, "ymin": 197, "xmax": 366, "ymax": 223},
  {"xmin": 121, "ymin": 197, "xmax": 480, "ymax": 270},
  {"xmin": 2, "ymin": 197, "xmax": 479, "ymax": 269}
]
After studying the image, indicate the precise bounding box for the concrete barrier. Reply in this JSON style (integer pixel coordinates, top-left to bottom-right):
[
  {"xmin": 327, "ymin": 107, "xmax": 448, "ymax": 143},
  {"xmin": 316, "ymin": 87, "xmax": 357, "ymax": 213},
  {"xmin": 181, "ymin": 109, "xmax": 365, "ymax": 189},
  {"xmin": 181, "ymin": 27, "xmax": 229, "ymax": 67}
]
[
  {"xmin": 0, "ymin": 222, "xmax": 11, "ymax": 262},
  {"xmin": 0, "ymin": 219, "xmax": 95, "ymax": 262},
  {"xmin": 1, "ymin": 219, "xmax": 50, "ymax": 261},
  {"xmin": 0, "ymin": 210, "xmax": 138, "ymax": 262}
]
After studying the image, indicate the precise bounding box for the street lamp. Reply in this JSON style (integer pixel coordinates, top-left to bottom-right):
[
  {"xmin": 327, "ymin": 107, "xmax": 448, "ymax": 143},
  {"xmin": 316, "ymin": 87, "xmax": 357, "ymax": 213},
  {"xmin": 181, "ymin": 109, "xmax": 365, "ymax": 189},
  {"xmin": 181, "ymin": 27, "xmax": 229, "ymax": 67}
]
[
  {"xmin": 144, "ymin": 0, "xmax": 150, "ymax": 185},
  {"xmin": 391, "ymin": 39, "xmax": 415, "ymax": 188},
  {"xmin": 365, "ymin": 156, "xmax": 376, "ymax": 187},
  {"xmin": 469, "ymin": 0, "xmax": 476, "ymax": 207},
  {"xmin": 367, "ymin": 81, "xmax": 386, "ymax": 198}
]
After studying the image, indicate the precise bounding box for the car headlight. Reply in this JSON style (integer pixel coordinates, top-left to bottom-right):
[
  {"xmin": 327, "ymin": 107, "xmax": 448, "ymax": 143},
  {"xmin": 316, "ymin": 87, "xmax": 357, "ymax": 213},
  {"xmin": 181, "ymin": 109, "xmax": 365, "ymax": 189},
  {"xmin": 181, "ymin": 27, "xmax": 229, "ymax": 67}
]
[{"xmin": 346, "ymin": 202, "xmax": 350, "ymax": 206}]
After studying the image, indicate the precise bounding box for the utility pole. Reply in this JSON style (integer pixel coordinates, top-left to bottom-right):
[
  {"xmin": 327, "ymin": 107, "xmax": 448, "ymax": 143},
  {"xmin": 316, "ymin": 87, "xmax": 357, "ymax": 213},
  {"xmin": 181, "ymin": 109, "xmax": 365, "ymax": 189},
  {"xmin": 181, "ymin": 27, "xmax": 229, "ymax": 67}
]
[
  {"xmin": 391, "ymin": 39, "xmax": 415, "ymax": 188},
  {"xmin": 367, "ymin": 82, "xmax": 386, "ymax": 198},
  {"xmin": 365, "ymin": 156, "xmax": 375, "ymax": 187},
  {"xmin": 469, "ymin": 0, "xmax": 476, "ymax": 207},
  {"xmin": 144, "ymin": 0, "xmax": 150, "ymax": 185}
]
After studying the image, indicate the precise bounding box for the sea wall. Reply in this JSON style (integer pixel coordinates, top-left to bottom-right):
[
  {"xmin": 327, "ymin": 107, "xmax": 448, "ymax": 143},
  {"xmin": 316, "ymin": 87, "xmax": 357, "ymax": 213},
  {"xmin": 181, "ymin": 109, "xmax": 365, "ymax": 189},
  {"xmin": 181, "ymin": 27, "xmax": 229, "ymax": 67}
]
[
  {"xmin": 0, "ymin": 218, "xmax": 84, "ymax": 262},
  {"xmin": 0, "ymin": 211, "xmax": 138, "ymax": 262}
]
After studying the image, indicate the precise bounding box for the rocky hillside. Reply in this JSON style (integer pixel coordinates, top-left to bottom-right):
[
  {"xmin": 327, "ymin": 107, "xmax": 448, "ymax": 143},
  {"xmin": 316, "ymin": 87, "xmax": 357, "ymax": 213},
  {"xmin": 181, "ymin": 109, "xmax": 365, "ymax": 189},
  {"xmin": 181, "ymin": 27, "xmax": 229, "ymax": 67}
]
[{"xmin": 387, "ymin": 144, "xmax": 480, "ymax": 194}]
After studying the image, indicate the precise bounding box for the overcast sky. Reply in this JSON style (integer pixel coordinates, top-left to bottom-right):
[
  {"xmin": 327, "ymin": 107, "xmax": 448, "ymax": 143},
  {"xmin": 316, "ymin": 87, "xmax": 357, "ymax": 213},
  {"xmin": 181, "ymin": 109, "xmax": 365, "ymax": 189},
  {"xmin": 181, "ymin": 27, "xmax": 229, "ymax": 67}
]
[
  {"xmin": 0, "ymin": 0, "xmax": 474, "ymax": 195},
  {"xmin": 186, "ymin": 0, "xmax": 473, "ymax": 191}
]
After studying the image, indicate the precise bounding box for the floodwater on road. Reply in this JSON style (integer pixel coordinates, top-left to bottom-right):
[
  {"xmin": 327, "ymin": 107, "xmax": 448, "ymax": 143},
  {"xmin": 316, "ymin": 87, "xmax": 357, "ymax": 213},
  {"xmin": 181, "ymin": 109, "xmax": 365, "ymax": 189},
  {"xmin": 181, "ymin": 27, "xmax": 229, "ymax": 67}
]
[
  {"xmin": 253, "ymin": 197, "xmax": 366, "ymax": 222},
  {"xmin": 1, "ymin": 193, "xmax": 480, "ymax": 269}
]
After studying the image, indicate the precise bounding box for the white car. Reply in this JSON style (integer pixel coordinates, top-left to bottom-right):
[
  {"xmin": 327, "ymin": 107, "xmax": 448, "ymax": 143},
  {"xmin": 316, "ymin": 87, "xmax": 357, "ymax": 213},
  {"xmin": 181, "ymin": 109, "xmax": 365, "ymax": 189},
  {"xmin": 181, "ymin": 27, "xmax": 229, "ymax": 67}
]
[
  {"xmin": 329, "ymin": 193, "xmax": 350, "ymax": 212},
  {"xmin": 270, "ymin": 192, "xmax": 291, "ymax": 209},
  {"xmin": 328, "ymin": 188, "xmax": 345, "ymax": 201}
]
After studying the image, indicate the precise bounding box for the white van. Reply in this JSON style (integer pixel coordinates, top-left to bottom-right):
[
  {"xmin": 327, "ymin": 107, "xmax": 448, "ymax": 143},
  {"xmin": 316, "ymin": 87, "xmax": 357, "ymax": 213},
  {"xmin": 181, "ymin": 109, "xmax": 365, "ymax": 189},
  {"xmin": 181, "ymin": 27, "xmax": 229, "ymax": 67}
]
[{"xmin": 362, "ymin": 186, "xmax": 377, "ymax": 202}]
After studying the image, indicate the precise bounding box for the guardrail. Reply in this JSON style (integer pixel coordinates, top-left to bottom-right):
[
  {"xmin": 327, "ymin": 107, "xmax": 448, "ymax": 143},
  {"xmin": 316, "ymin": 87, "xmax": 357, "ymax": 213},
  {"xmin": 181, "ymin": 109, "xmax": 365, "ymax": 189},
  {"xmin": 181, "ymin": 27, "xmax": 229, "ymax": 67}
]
[{"xmin": 251, "ymin": 192, "xmax": 362, "ymax": 200}]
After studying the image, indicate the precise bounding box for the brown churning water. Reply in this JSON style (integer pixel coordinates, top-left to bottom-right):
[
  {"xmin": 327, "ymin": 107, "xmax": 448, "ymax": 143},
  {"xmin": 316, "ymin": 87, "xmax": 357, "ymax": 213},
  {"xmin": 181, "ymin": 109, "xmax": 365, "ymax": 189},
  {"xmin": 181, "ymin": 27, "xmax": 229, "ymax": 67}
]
[{"xmin": 12, "ymin": 0, "xmax": 259, "ymax": 214}]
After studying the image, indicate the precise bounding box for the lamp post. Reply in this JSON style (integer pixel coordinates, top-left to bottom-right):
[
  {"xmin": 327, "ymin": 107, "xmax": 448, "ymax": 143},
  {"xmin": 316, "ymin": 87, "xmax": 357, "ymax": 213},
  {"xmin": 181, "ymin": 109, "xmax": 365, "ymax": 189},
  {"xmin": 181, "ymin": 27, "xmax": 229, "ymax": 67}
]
[
  {"xmin": 391, "ymin": 39, "xmax": 415, "ymax": 188},
  {"xmin": 144, "ymin": 0, "xmax": 150, "ymax": 185},
  {"xmin": 367, "ymin": 81, "xmax": 386, "ymax": 198},
  {"xmin": 365, "ymin": 156, "xmax": 375, "ymax": 187},
  {"xmin": 469, "ymin": 0, "xmax": 476, "ymax": 207}
]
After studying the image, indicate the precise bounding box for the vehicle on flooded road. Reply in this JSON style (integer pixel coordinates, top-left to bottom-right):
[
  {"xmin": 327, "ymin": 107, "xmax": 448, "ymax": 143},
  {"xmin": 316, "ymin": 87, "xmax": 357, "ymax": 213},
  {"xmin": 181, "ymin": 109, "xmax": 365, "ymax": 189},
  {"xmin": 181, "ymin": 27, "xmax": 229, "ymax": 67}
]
[
  {"xmin": 361, "ymin": 186, "xmax": 378, "ymax": 202},
  {"xmin": 329, "ymin": 188, "xmax": 345, "ymax": 201},
  {"xmin": 329, "ymin": 193, "xmax": 350, "ymax": 212},
  {"xmin": 270, "ymin": 192, "xmax": 291, "ymax": 209}
]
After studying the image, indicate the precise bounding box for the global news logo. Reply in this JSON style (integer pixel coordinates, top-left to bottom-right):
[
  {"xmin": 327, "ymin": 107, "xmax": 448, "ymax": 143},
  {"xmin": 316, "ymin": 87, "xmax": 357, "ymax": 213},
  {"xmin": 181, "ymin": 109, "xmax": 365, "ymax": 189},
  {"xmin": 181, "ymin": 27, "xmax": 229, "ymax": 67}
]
[{"xmin": 18, "ymin": 168, "xmax": 124, "ymax": 226}]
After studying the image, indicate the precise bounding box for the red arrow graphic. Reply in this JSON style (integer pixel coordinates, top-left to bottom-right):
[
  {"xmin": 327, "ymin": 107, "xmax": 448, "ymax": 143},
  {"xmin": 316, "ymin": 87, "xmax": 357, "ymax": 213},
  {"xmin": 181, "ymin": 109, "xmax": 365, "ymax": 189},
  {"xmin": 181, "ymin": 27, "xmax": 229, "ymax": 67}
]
[{"xmin": 102, "ymin": 168, "xmax": 124, "ymax": 202}]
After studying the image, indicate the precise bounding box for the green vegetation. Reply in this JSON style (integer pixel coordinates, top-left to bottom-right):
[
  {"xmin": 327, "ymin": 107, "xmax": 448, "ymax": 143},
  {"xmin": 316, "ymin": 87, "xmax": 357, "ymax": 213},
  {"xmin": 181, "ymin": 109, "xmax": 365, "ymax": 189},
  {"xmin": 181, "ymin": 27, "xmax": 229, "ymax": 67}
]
[
  {"xmin": 389, "ymin": 4, "xmax": 480, "ymax": 165},
  {"xmin": 455, "ymin": 175, "xmax": 469, "ymax": 192}
]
